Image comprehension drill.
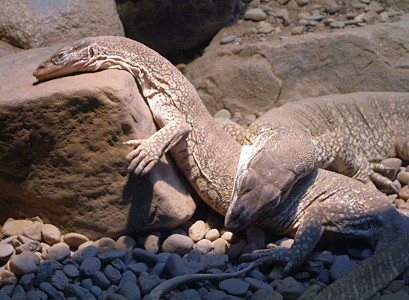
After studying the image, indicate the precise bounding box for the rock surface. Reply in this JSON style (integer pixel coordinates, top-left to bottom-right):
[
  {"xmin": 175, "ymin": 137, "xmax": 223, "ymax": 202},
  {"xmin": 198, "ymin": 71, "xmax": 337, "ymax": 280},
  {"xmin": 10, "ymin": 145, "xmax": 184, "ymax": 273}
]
[
  {"xmin": 0, "ymin": 0, "xmax": 124, "ymax": 49},
  {"xmin": 185, "ymin": 15, "xmax": 409, "ymax": 114},
  {"xmin": 0, "ymin": 45, "xmax": 196, "ymax": 239}
]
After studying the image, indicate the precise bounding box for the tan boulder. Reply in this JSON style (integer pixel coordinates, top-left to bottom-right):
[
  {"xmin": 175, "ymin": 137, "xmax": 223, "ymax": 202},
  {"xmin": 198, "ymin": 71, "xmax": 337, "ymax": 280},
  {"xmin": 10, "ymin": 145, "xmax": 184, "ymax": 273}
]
[
  {"xmin": 0, "ymin": 0, "xmax": 124, "ymax": 49},
  {"xmin": 0, "ymin": 45, "xmax": 196, "ymax": 239}
]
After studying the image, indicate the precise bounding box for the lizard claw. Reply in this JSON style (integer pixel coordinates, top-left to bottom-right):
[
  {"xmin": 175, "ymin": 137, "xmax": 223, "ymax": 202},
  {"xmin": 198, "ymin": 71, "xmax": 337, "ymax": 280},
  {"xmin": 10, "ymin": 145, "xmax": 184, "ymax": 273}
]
[
  {"xmin": 388, "ymin": 182, "xmax": 400, "ymax": 194},
  {"xmin": 124, "ymin": 138, "xmax": 161, "ymax": 176}
]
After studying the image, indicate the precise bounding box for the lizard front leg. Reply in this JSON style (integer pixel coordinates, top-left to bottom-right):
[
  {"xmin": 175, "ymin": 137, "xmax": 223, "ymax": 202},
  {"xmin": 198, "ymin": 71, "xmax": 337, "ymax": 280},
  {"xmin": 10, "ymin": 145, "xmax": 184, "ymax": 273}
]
[{"xmin": 124, "ymin": 120, "xmax": 191, "ymax": 176}]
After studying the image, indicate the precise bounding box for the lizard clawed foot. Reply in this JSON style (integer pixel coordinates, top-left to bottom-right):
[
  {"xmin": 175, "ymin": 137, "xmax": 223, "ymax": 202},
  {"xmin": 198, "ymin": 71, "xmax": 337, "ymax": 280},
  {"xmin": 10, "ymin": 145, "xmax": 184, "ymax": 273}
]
[{"xmin": 123, "ymin": 139, "xmax": 162, "ymax": 176}]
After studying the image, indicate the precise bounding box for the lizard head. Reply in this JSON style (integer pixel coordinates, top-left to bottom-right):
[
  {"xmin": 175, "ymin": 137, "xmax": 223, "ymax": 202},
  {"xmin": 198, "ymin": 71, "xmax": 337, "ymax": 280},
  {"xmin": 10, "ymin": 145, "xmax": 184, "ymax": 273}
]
[
  {"xmin": 33, "ymin": 38, "xmax": 100, "ymax": 81},
  {"xmin": 225, "ymin": 130, "xmax": 315, "ymax": 233}
]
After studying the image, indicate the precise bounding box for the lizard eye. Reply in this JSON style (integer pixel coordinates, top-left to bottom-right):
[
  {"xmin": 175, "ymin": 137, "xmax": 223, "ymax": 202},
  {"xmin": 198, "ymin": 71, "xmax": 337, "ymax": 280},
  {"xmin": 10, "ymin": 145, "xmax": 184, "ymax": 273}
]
[
  {"xmin": 56, "ymin": 52, "xmax": 67, "ymax": 61},
  {"xmin": 88, "ymin": 47, "xmax": 94, "ymax": 57}
]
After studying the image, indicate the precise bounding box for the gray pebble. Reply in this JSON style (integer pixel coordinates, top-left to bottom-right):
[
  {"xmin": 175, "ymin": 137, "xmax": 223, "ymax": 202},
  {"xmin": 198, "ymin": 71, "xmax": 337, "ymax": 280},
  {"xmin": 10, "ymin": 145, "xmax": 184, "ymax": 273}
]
[
  {"xmin": 15, "ymin": 240, "xmax": 41, "ymax": 254},
  {"xmin": 63, "ymin": 264, "xmax": 80, "ymax": 278},
  {"xmin": 25, "ymin": 290, "xmax": 45, "ymax": 300},
  {"xmin": 202, "ymin": 290, "xmax": 228, "ymax": 300},
  {"xmin": 274, "ymin": 276, "xmax": 304, "ymax": 299},
  {"xmin": 104, "ymin": 265, "xmax": 121, "ymax": 285},
  {"xmin": 106, "ymin": 293, "xmax": 127, "ymax": 300},
  {"xmin": 220, "ymin": 35, "xmax": 236, "ymax": 45},
  {"xmin": 90, "ymin": 285, "xmax": 103, "ymax": 297},
  {"xmin": 92, "ymin": 271, "xmax": 111, "ymax": 289},
  {"xmin": 72, "ymin": 245, "xmax": 98, "ymax": 264},
  {"xmin": 245, "ymin": 277, "xmax": 273, "ymax": 291},
  {"xmin": 106, "ymin": 285, "xmax": 119, "ymax": 294},
  {"xmin": 330, "ymin": 255, "xmax": 358, "ymax": 281},
  {"xmin": 250, "ymin": 289, "xmax": 283, "ymax": 300},
  {"xmin": 0, "ymin": 243, "xmax": 14, "ymax": 261},
  {"xmin": 9, "ymin": 252, "xmax": 39, "ymax": 276},
  {"xmin": 37, "ymin": 260, "xmax": 63, "ymax": 282},
  {"xmin": 39, "ymin": 282, "xmax": 64, "ymax": 300},
  {"xmin": 99, "ymin": 250, "xmax": 127, "ymax": 264},
  {"xmin": 166, "ymin": 254, "xmax": 193, "ymax": 277},
  {"xmin": 397, "ymin": 170, "xmax": 409, "ymax": 185},
  {"xmin": 51, "ymin": 270, "xmax": 69, "ymax": 291},
  {"xmin": 81, "ymin": 278, "xmax": 93, "ymax": 289},
  {"xmin": 132, "ymin": 248, "xmax": 158, "ymax": 266},
  {"xmin": 42, "ymin": 242, "xmax": 70, "ymax": 261},
  {"xmin": 64, "ymin": 284, "xmax": 92, "ymax": 300},
  {"xmin": 150, "ymin": 262, "xmax": 167, "ymax": 277},
  {"xmin": 219, "ymin": 278, "xmax": 249, "ymax": 296},
  {"xmin": 201, "ymin": 254, "xmax": 229, "ymax": 270},
  {"xmin": 162, "ymin": 234, "xmax": 194, "ymax": 256},
  {"xmin": 182, "ymin": 289, "xmax": 201, "ymax": 299},
  {"xmin": 19, "ymin": 273, "xmax": 36, "ymax": 291},
  {"xmin": 119, "ymin": 270, "xmax": 137, "ymax": 287},
  {"xmin": 137, "ymin": 274, "xmax": 161, "ymax": 294},
  {"xmin": 330, "ymin": 21, "xmax": 346, "ymax": 28},
  {"xmin": 257, "ymin": 22, "xmax": 274, "ymax": 34},
  {"xmin": 111, "ymin": 259, "xmax": 126, "ymax": 272},
  {"xmin": 126, "ymin": 262, "xmax": 148, "ymax": 276},
  {"xmin": 80, "ymin": 257, "xmax": 101, "ymax": 276},
  {"xmin": 243, "ymin": 8, "xmax": 267, "ymax": 22},
  {"xmin": 117, "ymin": 282, "xmax": 141, "ymax": 300}
]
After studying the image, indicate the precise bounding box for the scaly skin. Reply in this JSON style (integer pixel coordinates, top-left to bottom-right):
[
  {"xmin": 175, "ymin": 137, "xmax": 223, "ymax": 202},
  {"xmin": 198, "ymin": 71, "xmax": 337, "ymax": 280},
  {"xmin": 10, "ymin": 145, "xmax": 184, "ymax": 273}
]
[
  {"xmin": 33, "ymin": 36, "xmax": 242, "ymax": 215},
  {"xmin": 245, "ymin": 93, "xmax": 409, "ymax": 191},
  {"xmin": 34, "ymin": 37, "xmax": 409, "ymax": 299}
]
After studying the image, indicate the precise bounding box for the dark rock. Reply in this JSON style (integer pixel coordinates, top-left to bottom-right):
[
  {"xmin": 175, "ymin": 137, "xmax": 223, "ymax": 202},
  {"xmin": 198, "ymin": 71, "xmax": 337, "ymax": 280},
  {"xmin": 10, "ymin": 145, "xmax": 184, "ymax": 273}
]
[
  {"xmin": 80, "ymin": 257, "xmax": 102, "ymax": 277},
  {"xmin": 92, "ymin": 271, "xmax": 111, "ymax": 290},
  {"xmin": 117, "ymin": 282, "xmax": 141, "ymax": 300},
  {"xmin": 132, "ymin": 248, "xmax": 158, "ymax": 266},
  {"xmin": 37, "ymin": 260, "xmax": 63, "ymax": 283},
  {"xmin": 104, "ymin": 265, "xmax": 121, "ymax": 285}
]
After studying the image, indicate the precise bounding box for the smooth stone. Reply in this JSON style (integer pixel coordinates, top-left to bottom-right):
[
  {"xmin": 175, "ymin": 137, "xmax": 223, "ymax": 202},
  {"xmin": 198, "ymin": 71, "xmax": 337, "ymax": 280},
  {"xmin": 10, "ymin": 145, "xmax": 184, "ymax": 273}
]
[
  {"xmin": 220, "ymin": 231, "xmax": 233, "ymax": 243},
  {"xmin": 126, "ymin": 262, "xmax": 148, "ymax": 276},
  {"xmin": 92, "ymin": 271, "xmax": 111, "ymax": 289},
  {"xmin": 63, "ymin": 233, "xmax": 89, "ymax": 249},
  {"xmin": 137, "ymin": 274, "xmax": 161, "ymax": 295},
  {"xmin": 104, "ymin": 265, "xmax": 121, "ymax": 285},
  {"xmin": 16, "ymin": 240, "xmax": 41, "ymax": 254},
  {"xmin": 71, "ymin": 245, "xmax": 98, "ymax": 264},
  {"xmin": 119, "ymin": 270, "xmax": 137, "ymax": 287},
  {"xmin": 188, "ymin": 221, "xmax": 209, "ymax": 242},
  {"xmin": 39, "ymin": 282, "xmax": 64, "ymax": 300},
  {"xmin": 115, "ymin": 235, "xmax": 136, "ymax": 253},
  {"xmin": 205, "ymin": 229, "xmax": 220, "ymax": 242},
  {"xmin": 291, "ymin": 26, "xmax": 305, "ymax": 35},
  {"xmin": 51, "ymin": 270, "xmax": 69, "ymax": 291},
  {"xmin": 330, "ymin": 21, "xmax": 345, "ymax": 28},
  {"xmin": 202, "ymin": 290, "xmax": 228, "ymax": 300},
  {"xmin": 20, "ymin": 273, "xmax": 36, "ymax": 290},
  {"xmin": 399, "ymin": 185, "xmax": 409, "ymax": 200},
  {"xmin": 132, "ymin": 248, "xmax": 158, "ymax": 266},
  {"xmin": 144, "ymin": 233, "xmax": 160, "ymax": 254},
  {"xmin": 257, "ymin": 22, "xmax": 274, "ymax": 34},
  {"xmin": 220, "ymin": 36, "xmax": 236, "ymax": 45},
  {"xmin": 117, "ymin": 281, "xmax": 141, "ymax": 300},
  {"xmin": 219, "ymin": 278, "xmax": 249, "ymax": 296},
  {"xmin": 23, "ymin": 221, "xmax": 43, "ymax": 241},
  {"xmin": 250, "ymin": 289, "xmax": 283, "ymax": 300},
  {"xmin": 166, "ymin": 254, "xmax": 193, "ymax": 277},
  {"xmin": 41, "ymin": 224, "xmax": 62, "ymax": 245},
  {"xmin": 98, "ymin": 250, "xmax": 126, "ymax": 263},
  {"xmin": 397, "ymin": 171, "xmax": 409, "ymax": 185},
  {"xmin": 212, "ymin": 238, "xmax": 228, "ymax": 255},
  {"xmin": 9, "ymin": 252, "xmax": 40, "ymax": 276},
  {"xmin": 64, "ymin": 284, "xmax": 92, "ymax": 299},
  {"xmin": 42, "ymin": 242, "xmax": 70, "ymax": 261},
  {"xmin": 245, "ymin": 277, "xmax": 273, "ymax": 291},
  {"xmin": 63, "ymin": 264, "xmax": 80, "ymax": 278},
  {"xmin": 195, "ymin": 239, "xmax": 214, "ymax": 255},
  {"xmin": 161, "ymin": 234, "xmax": 194, "ymax": 256},
  {"xmin": 37, "ymin": 260, "xmax": 63, "ymax": 282},
  {"xmin": 330, "ymin": 255, "xmax": 358, "ymax": 281},
  {"xmin": 243, "ymin": 8, "xmax": 267, "ymax": 22},
  {"xmin": 274, "ymin": 276, "xmax": 304, "ymax": 299},
  {"xmin": 111, "ymin": 259, "xmax": 126, "ymax": 272},
  {"xmin": 0, "ymin": 243, "xmax": 14, "ymax": 261},
  {"xmin": 80, "ymin": 257, "xmax": 101, "ymax": 276},
  {"xmin": 201, "ymin": 254, "xmax": 229, "ymax": 270},
  {"xmin": 2, "ymin": 219, "xmax": 33, "ymax": 237},
  {"xmin": 94, "ymin": 237, "xmax": 116, "ymax": 254}
]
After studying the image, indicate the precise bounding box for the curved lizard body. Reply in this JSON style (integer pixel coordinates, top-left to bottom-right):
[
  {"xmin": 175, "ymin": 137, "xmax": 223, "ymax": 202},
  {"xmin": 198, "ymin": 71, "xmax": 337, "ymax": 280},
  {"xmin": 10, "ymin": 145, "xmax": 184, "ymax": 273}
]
[{"xmin": 33, "ymin": 37, "xmax": 409, "ymax": 299}]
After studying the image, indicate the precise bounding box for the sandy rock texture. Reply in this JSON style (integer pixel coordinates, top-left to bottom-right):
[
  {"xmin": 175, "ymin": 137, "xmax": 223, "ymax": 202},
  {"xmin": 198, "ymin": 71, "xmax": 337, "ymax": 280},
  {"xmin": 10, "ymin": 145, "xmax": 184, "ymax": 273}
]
[
  {"xmin": 115, "ymin": 0, "xmax": 241, "ymax": 59},
  {"xmin": 0, "ymin": 45, "xmax": 196, "ymax": 239},
  {"xmin": 185, "ymin": 15, "xmax": 409, "ymax": 115},
  {"xmin": 0, "ymin": 0, "xmax": 124, "ymax": 49}
]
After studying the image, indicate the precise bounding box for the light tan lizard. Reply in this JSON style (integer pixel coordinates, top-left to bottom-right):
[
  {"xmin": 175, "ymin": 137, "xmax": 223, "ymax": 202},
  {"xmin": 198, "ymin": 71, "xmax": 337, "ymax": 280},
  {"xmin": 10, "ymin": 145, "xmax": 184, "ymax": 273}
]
[{"xmin": 33, "ymin": 36, "xmax": 409, "ymax": 299}]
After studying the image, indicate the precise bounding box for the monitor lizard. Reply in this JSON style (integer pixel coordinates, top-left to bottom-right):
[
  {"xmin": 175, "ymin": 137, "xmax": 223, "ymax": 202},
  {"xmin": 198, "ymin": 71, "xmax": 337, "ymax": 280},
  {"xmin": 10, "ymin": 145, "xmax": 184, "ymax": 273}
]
[{"xmin": 33, "ymin": 36, "xmax": 409, "ymax": 299}]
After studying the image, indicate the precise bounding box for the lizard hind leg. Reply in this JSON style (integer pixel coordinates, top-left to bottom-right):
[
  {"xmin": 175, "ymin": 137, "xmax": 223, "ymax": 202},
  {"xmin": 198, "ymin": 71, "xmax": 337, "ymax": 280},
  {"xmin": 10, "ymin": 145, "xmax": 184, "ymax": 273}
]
[{"xmin": 396, "ymin": 136, "xmax": 409, "ymax": 161}]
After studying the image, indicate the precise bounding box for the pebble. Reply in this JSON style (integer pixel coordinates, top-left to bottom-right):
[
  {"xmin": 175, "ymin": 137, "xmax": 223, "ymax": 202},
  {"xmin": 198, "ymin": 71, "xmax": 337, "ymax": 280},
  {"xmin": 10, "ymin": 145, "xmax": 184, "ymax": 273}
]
[
  {"xmin": 39, "ymin": 282, "xmax": 64, "ymax": 300},
  {"xmin": 126, "ymin": 262, "xmax": 148, "ymax": 276},
  {"xmin": 362, "ymin": 11, "xmax": 379, "ymax": 23},
  {"xmin": 202, "ymin": 290, "xmax": 228, "ymax": 300},
  {"xmin": 257, "ymin": 22, "xmax": 274, "ymax": 34},
  {"xmin": 23, "ymin": 221, "xmax": 43, "ymax": 241},
  {"xmin": 132, "ymin": 248, "xmax": 158, "ymax": 266},
  {"xmin": 20, "ymin": 273, "xmax": 36, "ymax": 290},
  {"xmin": 92, "ymin": 271, "xmax": 111, "ymax": 289},
  {"xmin": 275, "ymin": 8, "xmax": 291, "ymax": 26},
  {"xmin": 245, "ymin": 277, "xmax": 273, "ymax": 291},
  {"xmin": 63, "ymin": 264, "xmax": 80, "ymax": 278},
  {"xmin": 137, "ymin": 273, "xmax": 161, "ymax": 294},
  {"xmin": 246, "ymin": 226, "xmax": 265, "ymax": 248},
  {"xmin": 0, "ymin": 243, "xmax": 14, "ymax": 261},
  {"xmin": 397, "ymin": 171, "xmax": 409, "ymax": 185},
  {"xmin": 117, "ymin": 281, "xmax": 141, "ymax": 300},
  {"xmin": 99, "ymin": 250, "xmax": 127, "ymax": 263},
  {"xmin": 219, "ymin": 278, "xmax": 249, "ymax": 296},
  {"xmin": 220, "ymin": 231, "xmax": 233, "ymax": 243},
  {"xmin": 291, "ymin": 26, "xmax": 305, "ymax": 35},
  {"xmin": 9, "ymin": 252, "xmax": 40, "ymax": 276},
  {"xmin": 244, "ymin": 8, "xmax": 267, "ymax": 22},
  {"xmin": 189, "ymin": 220, "xmax": 210, "ymax": 242},
  {"xmin": 144, "ymin": 233, "xmax": 160, "ymax": 254},
  {"xmin": 205, "ymin": 229, "xmax": 220, "ymax": 242},
  {"xmin": 51, "ymin": 270, "xmax": 69, "ymax": 290},
  {"xmin": 296, "ymin": 0, "xmax": 309, "ymax": 6},
  {"xmin": 63, "ymin": 233, "xmax": 89, "ymax": 249},
  {"xmin": 42, "ymin": 242, "xmax": 70, "ymax": 261},
  {"xmin": 71, "ymin": 245, "xmax": 98, "ymax": 264},
  {"xmin": 212, "ymin": 238, "xmax": 228, "ymax": 255},
  {"xmin": 166, "ymin": 254, "xmax": 193, "ymax": 277},
  {"xmin": 2, "ymin": 219, "xmax": 33, "ymax": 237},
  {"xmin": 115, "ymin": 235, "xmax": 136, "ymax": 252},
  {"xmin": 330, "ymin": 255, "xmax": 358, "ymax": 280},
  {"xmin": 104, "ymin": 264, "xmax": 121, "ymax": 285},
  {"xmin": 201, "ymin": 254, "xmax": 228, "ymax": 270},
  {"xmin": 41, "ymin": 224, "xmax": 62, "ymax": 245},
  {"xmin": 195, "ymin": 239, "xmax": 214, "ymax": 254},
  {"xmin": 37, "ymin": 260, "xmax": 63, "ymax": 282},
  {"xmin": 399, "ymin": 185, "xmax": 409, "ymax": 201},
  {"xmin": 95, "ymin": 237, "xmax": 116, "ymax": 254},
  {"xmin": 220, "ymin": 35, "xmax": 236, "ymax": 45},
  {"xmin": 274, "ymin": 276, "xmax": 305, "ymax": 299},
  {"xmin": 162, "ymin": 234, "xmax": 194, "ymax": 256},
  {"xmin": 80, "ymin": 257, "xmax": 101, "ymax": 276},
  {"xmin": 251, "ymin": 289, "xmax": 283, "ymax": 300},
  {"xmin": 330, "ymin": 21, "xmax": 346, "ymax": 28}
]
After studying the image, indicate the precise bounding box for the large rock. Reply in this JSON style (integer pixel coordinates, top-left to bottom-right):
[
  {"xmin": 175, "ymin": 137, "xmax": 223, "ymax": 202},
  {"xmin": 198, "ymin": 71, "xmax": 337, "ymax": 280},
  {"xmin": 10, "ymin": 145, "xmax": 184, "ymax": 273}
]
[
  {"xmin": 116, "ymin": 0, "xmax": 240, "ymax": 59},
  {"xmin": 185, "ymin": 15, "xmax": 409, "ymax": 115},
  {"xmin": 0, "ymin": 0, "xmax": 124, "ymax": 49},
  {"xmin": 0, "ymin": 45, "xmax": 196, "ymax": 239}
]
